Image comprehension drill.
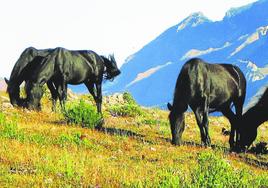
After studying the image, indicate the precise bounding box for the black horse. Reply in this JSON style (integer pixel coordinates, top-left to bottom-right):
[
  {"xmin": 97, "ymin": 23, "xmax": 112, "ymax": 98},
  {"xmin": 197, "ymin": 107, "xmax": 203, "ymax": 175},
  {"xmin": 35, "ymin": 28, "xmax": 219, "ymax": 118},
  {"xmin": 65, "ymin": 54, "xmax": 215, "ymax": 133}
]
[
  {"xmin": 27, "ymin": 47, "xmax": 120, "ymax": 113},
  {"xmin": 5, "ymin": 47, "xmax": 57, "ymax": 109},
  {"xmin": 168, "ymin": 58, "xmax": 246, "ymax": 150},
  {"xmin": 238, "ymin": 87, "xmax": 268, "ymax": 150}
]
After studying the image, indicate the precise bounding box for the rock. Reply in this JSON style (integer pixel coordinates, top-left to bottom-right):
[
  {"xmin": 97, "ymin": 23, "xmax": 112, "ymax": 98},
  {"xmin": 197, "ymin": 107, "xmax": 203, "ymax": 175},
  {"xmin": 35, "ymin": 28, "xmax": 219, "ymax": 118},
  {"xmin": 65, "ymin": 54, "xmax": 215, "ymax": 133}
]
[
  {"xmin": 1, "ymin": 102, "xmax": 13, "ymax": 109},
  {"xmin": 0, "ymin": 96, "xmax": 9, "ymax": 102},
  {"xmin": 67, "ymin": 89, "xmax": 78, "ymax": 100},
  {"xmin": 103, "ymin": 93, "xmax": 124, "ymax": 105}
]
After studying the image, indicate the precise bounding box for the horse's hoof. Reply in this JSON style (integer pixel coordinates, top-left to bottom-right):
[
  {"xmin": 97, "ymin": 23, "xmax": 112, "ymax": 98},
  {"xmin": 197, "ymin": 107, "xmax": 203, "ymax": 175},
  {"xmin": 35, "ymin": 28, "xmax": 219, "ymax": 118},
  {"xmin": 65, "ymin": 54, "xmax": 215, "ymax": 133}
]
[
  {"xmin": 229, "ymin": 145, "xmax": 243, "ymax": 153},
  {"xmin": 95, "ymin": 118, "xmax": 105, "ymax": 130},
  {"xmin": 171, "ymin": 140, "xmax": 181, "ymax": 146}
]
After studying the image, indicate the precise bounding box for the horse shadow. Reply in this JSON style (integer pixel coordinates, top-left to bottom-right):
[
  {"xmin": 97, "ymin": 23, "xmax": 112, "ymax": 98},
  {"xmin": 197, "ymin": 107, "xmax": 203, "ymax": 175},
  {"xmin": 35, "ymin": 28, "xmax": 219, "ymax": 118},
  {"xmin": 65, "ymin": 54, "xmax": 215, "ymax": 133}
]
[{"xmin": 95, "ymin": 126, "xmax": 146, "ymax": 139}]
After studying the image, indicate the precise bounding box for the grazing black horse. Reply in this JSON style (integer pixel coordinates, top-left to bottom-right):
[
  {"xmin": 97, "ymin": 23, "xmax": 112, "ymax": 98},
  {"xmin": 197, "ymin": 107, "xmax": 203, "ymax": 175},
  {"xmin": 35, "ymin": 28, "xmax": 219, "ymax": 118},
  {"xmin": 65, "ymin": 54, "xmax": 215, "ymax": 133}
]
[
  {"xmin": 5, "ymin": 47, "xmax": 57, "ymax": 109},
  {"xmin": 168, "ymin": 58, "xmax": 246, "ymax": 150},
  {"xmin": 27, "ymin": 47, "xmax": 120, "ymax": 113},
  {"xmin": 238, "ymin": 87, "xmax": 268, "ymax": 150}
]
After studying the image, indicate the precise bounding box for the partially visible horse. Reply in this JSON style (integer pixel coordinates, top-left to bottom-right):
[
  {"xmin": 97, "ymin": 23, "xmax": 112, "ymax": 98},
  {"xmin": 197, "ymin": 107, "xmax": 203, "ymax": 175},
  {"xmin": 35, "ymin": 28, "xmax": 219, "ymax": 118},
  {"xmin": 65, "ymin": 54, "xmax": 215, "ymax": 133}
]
[
  {"xmin": 5, "ymin": 47, "xmax": 57, "ymax": 109},
  {"xmin": 238, "ymin": 87, "xmax": 268, "ymax": 150},
  {"xmin": 27, "ymin": 47, "xmax": 120, "ymax": 113},
  {"xmin": 168, "ymin": 58, "xmax": 246, "ymax": 150}
]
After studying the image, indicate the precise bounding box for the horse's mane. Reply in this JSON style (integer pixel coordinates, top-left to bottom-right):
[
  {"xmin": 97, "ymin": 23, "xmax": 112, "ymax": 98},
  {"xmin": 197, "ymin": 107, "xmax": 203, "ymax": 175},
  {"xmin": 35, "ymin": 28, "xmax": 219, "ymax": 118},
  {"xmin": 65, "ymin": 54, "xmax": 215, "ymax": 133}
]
[
  {"xmin": 256, "ymin": 87, "xmax": 268, "ymax": 107},
  {"xmin": 9, "ymin": 47, "xmax": 37, "ymax": 83}
]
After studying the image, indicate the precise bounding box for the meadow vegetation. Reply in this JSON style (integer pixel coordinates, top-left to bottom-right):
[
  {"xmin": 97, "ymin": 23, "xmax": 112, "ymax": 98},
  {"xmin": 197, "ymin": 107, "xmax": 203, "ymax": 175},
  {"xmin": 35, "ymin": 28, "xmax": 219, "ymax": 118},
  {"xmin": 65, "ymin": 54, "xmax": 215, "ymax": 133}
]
[{"xmin": 0, "ymin": 90, "xmax": 267, "ymax": 187}]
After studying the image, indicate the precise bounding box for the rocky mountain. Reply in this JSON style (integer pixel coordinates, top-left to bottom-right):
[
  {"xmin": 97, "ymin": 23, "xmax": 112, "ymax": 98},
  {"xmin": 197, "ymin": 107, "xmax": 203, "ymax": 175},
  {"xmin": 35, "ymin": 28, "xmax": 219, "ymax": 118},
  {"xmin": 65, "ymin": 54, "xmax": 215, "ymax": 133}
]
[{"xmin": 104, "ymin": 0, "xmax": 268, "ymax": 109}]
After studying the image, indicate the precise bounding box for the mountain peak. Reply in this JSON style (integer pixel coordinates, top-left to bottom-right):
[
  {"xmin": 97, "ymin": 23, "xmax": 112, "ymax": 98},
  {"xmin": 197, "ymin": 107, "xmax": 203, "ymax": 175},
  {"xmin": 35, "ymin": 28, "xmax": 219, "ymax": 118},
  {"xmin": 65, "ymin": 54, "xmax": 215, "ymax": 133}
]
[
  {"xmin": 177, "ymin": 12, "xmax": 211, "ymax": 31},
  {"xmin": 225, "ymin": 4, "xmax": 253, "ymax": 18}
]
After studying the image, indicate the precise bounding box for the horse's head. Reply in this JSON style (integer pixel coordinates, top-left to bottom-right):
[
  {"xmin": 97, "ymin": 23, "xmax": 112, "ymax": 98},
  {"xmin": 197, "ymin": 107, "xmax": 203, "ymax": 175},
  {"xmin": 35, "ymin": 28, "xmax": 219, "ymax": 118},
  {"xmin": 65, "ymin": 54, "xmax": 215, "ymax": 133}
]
[
  {"xmin": 103, "ymin": 54, "xmax": 121, "ymax": 80},
  {"xmin": 167, "ymin": 102, "xmax": 185, "ymax": 145},
  {"xmin": 238, "ymin": 124, "xmax": 257, "ymax": 151},
  {"xmin": 26, "ymin": 82, "xmax": 43, "ymax": 111},
  {"xmin": 237, "ymin": 103, "xmax": 266, "ymax": 151},
  {"xmin": 4, "ymin": 77, "xmax": 25, "ymax": 107}
]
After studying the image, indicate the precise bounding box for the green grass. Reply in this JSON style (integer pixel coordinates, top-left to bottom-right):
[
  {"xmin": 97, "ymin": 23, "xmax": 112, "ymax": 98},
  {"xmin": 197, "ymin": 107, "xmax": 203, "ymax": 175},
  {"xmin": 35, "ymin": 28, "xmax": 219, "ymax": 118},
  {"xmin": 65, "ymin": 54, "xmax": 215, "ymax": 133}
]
[{"xmin": 0, "ymin": 93, "xmax": 268, "ymax": 187}]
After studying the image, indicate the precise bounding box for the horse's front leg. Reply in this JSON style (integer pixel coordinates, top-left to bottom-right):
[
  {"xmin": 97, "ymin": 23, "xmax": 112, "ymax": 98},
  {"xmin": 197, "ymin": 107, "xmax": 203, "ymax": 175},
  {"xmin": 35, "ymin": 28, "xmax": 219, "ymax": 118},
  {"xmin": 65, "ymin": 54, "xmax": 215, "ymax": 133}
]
[
  {"xmin": 94, "ymin": 83, "xmax": 102, "ymax": 114},
  {"xmin": 221, "ymin": 107, "xmax": 236, "ymax": 150},
  {"xmin": 234, "ymin": 99, "xmax": 244, "ymax": 148},
  {"xmin": 193, "ymin": 107, "xmax": 207, "ymax": 146},
  {"xmin": 85, "ymin": 82, "xmax": 104, "ymax": 127},
  {"xmin": 57, "ymin": 81, "xmax": 67, "ymax": 112},
  {"xmin": 85, "ymin": 82, "xmax": 97, "ymax": 104},
  {"xmin": 202, "ymin": 108, "xmax": 211, "ymax": 146},
  {"xmin": 193, "ymin": 97, "xmax": 211, "ymax": 146},
  {"xmin": 202, "ymin": 97, "xmax": 211, "ymax": 146},
  {"xmin": 95, "ymin": 83, "xmax": 104, "ymax": 128},
  {"xmin": 47, "ymin": 81, "xmax": 58, "ymax": 112}
]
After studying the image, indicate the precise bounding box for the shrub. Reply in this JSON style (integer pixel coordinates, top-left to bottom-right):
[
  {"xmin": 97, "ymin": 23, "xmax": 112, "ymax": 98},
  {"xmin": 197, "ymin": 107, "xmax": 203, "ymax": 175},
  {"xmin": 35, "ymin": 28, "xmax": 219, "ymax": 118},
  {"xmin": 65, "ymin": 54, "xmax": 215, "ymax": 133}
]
[
  {"xmin": 108, "ymin": 92, "xmax": 145, "ymax": 117},
  {"xmin": 123, "ymin": 92, "xmax": 136, "ymax": 104},
  {"xmin": 109, "ymin": 103, "xmax": 144, "ymax": 117},
  {"xmin": 63, "ymin": 100, "xmax": 102, "ymax": 129}
]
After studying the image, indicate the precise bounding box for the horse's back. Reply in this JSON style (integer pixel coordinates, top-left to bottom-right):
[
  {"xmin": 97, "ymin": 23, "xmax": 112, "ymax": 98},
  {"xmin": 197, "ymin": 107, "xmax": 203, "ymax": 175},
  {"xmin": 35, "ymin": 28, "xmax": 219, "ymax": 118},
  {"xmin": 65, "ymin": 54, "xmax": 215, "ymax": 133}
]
[
  {"xmin": 48, "ymin": 47, "xmax": 104, "ymax": 84},
  {"xmin": 183, "ymin": 59, "xmax": 244, "ymax": 91},
  {"xmin": 176, "ymin": 58, "xmax": 245, "ymax": 109}
]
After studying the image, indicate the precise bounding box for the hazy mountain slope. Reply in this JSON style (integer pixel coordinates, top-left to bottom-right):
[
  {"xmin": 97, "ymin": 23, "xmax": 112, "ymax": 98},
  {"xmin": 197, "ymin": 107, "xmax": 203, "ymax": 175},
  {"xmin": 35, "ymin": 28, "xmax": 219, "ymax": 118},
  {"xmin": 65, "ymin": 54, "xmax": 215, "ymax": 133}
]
[{"xmin": 105, "ymin": 0, "xmax": 268, "ymax": 108}]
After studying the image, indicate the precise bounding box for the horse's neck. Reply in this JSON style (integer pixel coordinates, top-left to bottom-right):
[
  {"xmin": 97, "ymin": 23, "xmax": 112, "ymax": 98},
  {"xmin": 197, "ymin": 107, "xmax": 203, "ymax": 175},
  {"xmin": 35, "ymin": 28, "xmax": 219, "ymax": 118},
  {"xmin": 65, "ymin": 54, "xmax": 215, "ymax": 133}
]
[{"xmin": 244, "ymin": 106, "xmax": 267, "ymax": 128}]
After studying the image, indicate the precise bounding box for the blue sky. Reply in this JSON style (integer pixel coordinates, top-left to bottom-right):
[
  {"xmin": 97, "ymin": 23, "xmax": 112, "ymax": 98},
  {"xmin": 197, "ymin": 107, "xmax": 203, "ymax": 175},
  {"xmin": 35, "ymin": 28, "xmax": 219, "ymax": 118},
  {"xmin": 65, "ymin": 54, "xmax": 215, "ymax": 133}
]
[{"xmin": 0, "ymin": 0, "xmax": 257, "ymax": 77}]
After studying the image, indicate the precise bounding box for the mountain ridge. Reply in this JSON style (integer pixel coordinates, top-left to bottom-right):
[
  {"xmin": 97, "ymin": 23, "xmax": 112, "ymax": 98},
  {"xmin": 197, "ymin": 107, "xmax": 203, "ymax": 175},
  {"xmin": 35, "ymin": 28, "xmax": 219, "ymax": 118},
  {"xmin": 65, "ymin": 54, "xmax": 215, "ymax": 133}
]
[{"xmin": 104, "ymin": 0, "xmax": 268, "ymax": 108}]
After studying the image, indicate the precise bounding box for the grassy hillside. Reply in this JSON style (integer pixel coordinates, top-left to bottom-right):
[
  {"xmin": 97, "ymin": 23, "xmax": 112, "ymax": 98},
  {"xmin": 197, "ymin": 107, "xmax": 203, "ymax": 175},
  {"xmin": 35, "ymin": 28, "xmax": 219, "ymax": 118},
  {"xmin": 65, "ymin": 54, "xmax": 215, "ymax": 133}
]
[{"xmin": 0, "ymin": 90, "xmax": 268, "ymax": 187}]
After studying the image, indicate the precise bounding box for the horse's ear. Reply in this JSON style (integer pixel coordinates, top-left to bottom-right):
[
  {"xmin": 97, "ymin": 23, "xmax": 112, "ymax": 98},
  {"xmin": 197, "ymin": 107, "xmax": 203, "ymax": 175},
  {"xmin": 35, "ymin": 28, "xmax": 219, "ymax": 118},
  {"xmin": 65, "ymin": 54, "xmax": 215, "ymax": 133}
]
[
  {"xmin": 167, "ymin": 103, "xmax": 173, "ymax": 111},
  {"xmin": 109, "ymin": 54, "xmax": 115, "ymax": 62},
  {"xmin": 4, "ymin": 77, "xmax": 9, "ymax": 85}
]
